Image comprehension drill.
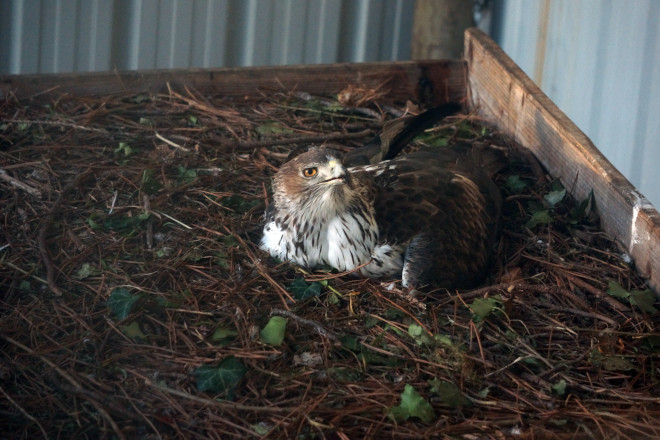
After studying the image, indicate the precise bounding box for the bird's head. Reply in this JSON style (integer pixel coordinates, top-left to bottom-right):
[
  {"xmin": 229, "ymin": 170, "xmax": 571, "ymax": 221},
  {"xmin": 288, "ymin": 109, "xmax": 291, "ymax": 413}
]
[{"xmin": 272, "ymin": 149, "xmax": 353, "ymax": 214}]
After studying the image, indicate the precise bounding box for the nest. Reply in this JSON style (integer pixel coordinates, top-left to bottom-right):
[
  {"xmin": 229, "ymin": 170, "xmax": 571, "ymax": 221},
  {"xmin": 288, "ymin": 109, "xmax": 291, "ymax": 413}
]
[{"xmin": 1, "ymin": 84, "xmax": 658, "ymax": 439}]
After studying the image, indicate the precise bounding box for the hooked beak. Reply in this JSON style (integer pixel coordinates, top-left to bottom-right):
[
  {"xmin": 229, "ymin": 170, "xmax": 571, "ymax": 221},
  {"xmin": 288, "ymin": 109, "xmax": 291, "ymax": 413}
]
[{"xmin": 322, "ymin": 159, "xmax": 347, "ymax": 185}]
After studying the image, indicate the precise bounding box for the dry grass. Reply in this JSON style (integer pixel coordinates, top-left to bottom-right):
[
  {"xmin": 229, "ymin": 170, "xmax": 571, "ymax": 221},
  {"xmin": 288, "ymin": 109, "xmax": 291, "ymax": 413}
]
[{"xmin": 1, "ymin": 85, "xmax": 658, "ymax": 439}]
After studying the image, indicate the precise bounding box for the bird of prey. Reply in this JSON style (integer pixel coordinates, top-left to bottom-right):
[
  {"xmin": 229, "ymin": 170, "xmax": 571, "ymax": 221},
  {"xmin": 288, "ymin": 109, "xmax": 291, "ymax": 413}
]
[{"xmin": 260, "ymin": 103, "xmax": 502, "ymax": 289}]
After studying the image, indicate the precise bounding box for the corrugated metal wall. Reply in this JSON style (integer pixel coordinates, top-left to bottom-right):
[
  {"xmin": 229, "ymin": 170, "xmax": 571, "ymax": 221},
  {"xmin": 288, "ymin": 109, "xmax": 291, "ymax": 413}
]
[
  {"xmin": 492, "ymin": 0, "xmax": 660, "ymax": 208},
  {"xmin": 1, "ymin": 0, "xmax": 658, "ymax": 208},
  {"xmin": 0, "ymin": 0, "xmax": 414, "ymax": 73}
]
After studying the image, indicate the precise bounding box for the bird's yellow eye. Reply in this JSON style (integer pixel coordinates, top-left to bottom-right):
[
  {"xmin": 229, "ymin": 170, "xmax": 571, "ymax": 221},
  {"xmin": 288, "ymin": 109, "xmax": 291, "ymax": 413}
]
[{"xmin": 302, "ymin": 167, "xmax": 318, "ymax": 178}]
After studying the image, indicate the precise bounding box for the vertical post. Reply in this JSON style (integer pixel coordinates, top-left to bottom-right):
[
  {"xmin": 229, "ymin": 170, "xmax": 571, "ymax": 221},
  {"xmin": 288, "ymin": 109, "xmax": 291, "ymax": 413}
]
[{"xmin": 411, "ymin": 0, "xmax": 475, "ymax": 59}]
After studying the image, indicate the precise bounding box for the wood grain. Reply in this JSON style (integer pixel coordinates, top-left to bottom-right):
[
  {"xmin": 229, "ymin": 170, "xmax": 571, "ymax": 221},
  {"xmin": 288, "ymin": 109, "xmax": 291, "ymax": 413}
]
[
  {"xmin": 0, "ymin": 61, "xmax": 466, "ymax": 107},
  {"xmin": 465, "ymin": 28, "xmax": 660, "ymax": 294}
]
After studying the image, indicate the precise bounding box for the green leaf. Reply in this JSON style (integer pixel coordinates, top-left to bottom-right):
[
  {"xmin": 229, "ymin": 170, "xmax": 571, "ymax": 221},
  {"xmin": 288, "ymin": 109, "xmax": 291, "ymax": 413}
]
[
  {"xmin": 429, "ymin": 379, "xmax": 472, "ymax": 408},
  {"xmin": 74, "ymin": 262, "xmax": 99, "ymax": 280},
  {"xmin": 526, "ymin": 209, "xmax": 553, "ymax": 228},
  {"xmin": 212, "ymin": 326, "xmax": 238, "ymax": 344},
  {"xmin": 195, "ymin": 356, "xmax": 246, "ymax": 396},
  {"xmin": 408, "ymin": 323, "xmax": 433, "ymax": 346},
  {"xmin": 288, "ymin": 277, "xmax": 323, "ymax": 300},
  {"xmin": 114, "ymin": 141, "xmax": 134, "ymax": 156},
  {"xmin": 551, "ymin": 379, "xmax": 567, "ymax": 396},
  {"xmin": 606, "ymin": 281, "xmax": 630, "ymax": 299},
  {"xmin": 107, "ymin": 287, "xmax": 141, "ymax": 320},
  {"xmin": 505, "ymin": 175, "xmax": 527, "ymax": 193},
  {"xmin": 141, "ymin": 168, "xmax": 162, "ymax": 194},
  {"xmin": 607, "ymin": 281, "xmax": 657, "ymax": 313},
  {"xmin": 177, "ymin": 166, "xmax": 197, "ymax": 184},
  {"xmin": 121, "ymin": 321, "xmax": 146, "ymax": 340},
  {"xmin": 628, "ymin": 289, "xmax": 658, "ymax": 314},
  {"xmin": 388, "ymin": 384, "xmax": 436, "ymax": 424},
  {"xmin": 260, "ymin": 316, "xmax": 287, "ymax": 346},
  {"xmin": 221, "ymin": 195, "xmax": 260, "ymax": 213},
  {"xmin": 543, "ymin": 188, "xmax": 566, "ymax": 207},
  {"xmin": 469, "ymin": 296, "xmax": 502, "ymax": 322},
  {"xmin": 256, "ymin": 121, "xmax": 294, "ymax": 135},
  {"xmin": 568, "ymin": 190, "xmax": 593, "ymax": 224}
]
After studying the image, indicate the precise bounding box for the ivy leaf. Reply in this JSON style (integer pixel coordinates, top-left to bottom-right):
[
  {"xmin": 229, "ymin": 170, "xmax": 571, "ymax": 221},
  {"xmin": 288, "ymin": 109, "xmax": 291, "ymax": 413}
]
[
  {"xmin": 408, "ymin": 323, "xmax": 433, "ymax": 346},
  {"xmin": 628, "ymin": 289, "xmax": 658, "ymax": 314},
  {"xmin": 551, "ymin": 379, "xmax": 567, "ymax": 396},
  {"xmin": 288, "ymin": 277, "xmax": 323, "ymax": 300},
  {"xmin": 469, "ymin": 296, "xmax": 502, "ymax": 322},
  {"xmin": 526, "ymin": 210, "xmax": 553, "ymax": 228},
  {"xmin": 177, "ymin": 166, "xmax": 197, "ymax": 185},
  {"xmin": 607, "ymin": 281, "xmax": 657, "ymax": 313},
  {"xmin": 505, "ymin": 175, "xmax": 527, "ymax": 193},
  {"xmin": 568, "ymin": 190, "xmax": 593, "ymax": 224},
  {"xmin": 212, "ymin": 326, "xmax": 238, "ymax": 345},
  {"xmin": 543, "ymin": 188, "xmax": 566, "ymax": 207},
  {"xmin": 256, "ymin": 121, "xmax": 294, "ymax": 135},
  {"xmin": 429, "ymin": 379, "xmax": 472, "ymax": 408},
  {"xmin": 74, "ymin": 262, "xmax": 100, "ymax": 280},
  {"xmin": 260, "ymin": 316, "xmax": 287, "ymax": 346},
  {"xmin": 107, "ymin": 287, "xmax": 141, "ymax": 320},
  {"xmin": 388, "ymin": 384, "xmax": 436, "ymax": 424},
  {"xmin": 121, "ymin": 321, "xmax": 146, "ymax": 340},
  {"xmin": 195, "ymin": 356, "xmax": 246, "ymax": 397}
]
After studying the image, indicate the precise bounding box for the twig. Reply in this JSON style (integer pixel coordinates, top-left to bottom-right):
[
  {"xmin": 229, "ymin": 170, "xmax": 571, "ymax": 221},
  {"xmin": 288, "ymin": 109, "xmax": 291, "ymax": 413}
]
[
  {"xmin": 0, "ymin": 169, "xmax": 42, "ymax": 197},
  {"xmin": 155, "ymin": 131, "xmax": 191, "ymax": 152},
  {"xmin": 2, "ymin": 335, "xmax": 126, "ymax": 440},
  {"xmin": 270, "ymin": 308, "xmax": 339, "ymax": 341},
  {"xmin": 0, "ymin": 385, "xmax": 49, "ymax": 439},
  {"xmin": 38, "ymin": 170, "xmax": 92, "ymax": 295}
]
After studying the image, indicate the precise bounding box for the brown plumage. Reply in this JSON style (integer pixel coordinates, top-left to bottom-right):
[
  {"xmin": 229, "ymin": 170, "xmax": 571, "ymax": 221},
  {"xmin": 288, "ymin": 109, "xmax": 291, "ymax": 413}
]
[{"xmin": 260, "ymin": 103, "xmax": 502, "ymax": 289}]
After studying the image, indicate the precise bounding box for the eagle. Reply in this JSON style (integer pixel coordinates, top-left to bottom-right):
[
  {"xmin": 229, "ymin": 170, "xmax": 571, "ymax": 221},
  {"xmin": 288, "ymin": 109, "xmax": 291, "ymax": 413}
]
[{"xmin": 260, "ymin": 103, "xmax": 502, "ymax": 289}]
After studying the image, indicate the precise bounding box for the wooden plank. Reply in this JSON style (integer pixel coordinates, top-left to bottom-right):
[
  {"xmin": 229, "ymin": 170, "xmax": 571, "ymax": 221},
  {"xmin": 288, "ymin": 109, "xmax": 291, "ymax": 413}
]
[
  {"xmin": 0, "ymin": 61, "xmax": 466, "ymax": 106},
  {"xmin": 465, "ymin": 27, "xmax": 660, "ymax": 294}
]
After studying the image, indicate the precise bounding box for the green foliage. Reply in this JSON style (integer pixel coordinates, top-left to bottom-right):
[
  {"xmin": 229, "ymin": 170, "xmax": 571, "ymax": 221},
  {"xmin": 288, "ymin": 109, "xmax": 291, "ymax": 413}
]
[
  {"xmin": 107, "ymin": 287, "xmax": 141, "ymax": 320},
  {"xmin": 469, "ymin": 296, "xmax": 503, "ymax": 322},
  {"xmin": 256, "ymin": 121, "xmax": 294, "ymax": 135},
  {"xmin": 194, "ymin": 356, "xmax": 246, "ymax": 397},
  {"xmin": 428, "ymin": 378, "xmax": 472, "ymax": 408},
  {"xmin": 607, "ymin": 281, "xmax": 657, "ymax": 313},
  {"xmin": 141, "ymin": 168, "xmax": 162, "ymax": 194},
  {"xmin": 543, "ymin": 188, "xmax": 566, "ymax": 208},
  {"xmin": 526, "ymin": 209, "xmax": 553, "ymax": 228},
  {"xmin": 551, "ymin": 379, "xmax": 567, "ymax": 396},
  {"xmin": 74, "ymin": 262, "xmax": 100, "ymax": 280},
  {"xmin": 221, "ymin": 195, "xmax": 260, "ymax": 213},
  {"xmin": 260, "ymin": 316, "xmax": 287, "ymax": 346},
  {"xmin": 568, "ymin": 190, "xmax": 594, "ymax": 224},
  {"xmin": 212, "ymin": 326, "xmax": 238, "ymax": 346},
  {"xmin": 388, "ymin": 384, "xmax": 436, "ymax": 424},
  {"xmin": 114, "ymin": 141, "xmax": 135, "ymax": 156},
  {"xmin": 121, "ymin": 321, "xmax": 146, "ymax": 340},
  {"xmin": 177, "ymin": 165, "xmax": 197, "ymax": 185},
  {"xmin": 505, "ymin": 174, "xmax": 528, "ymax": 193},
  {"xmin": 288, "ymin": 277, "xmax": 323, "ymax": 301},
  {"xmin": 408, "ymin": 323, "xmax": 434, "ymax": 346}
]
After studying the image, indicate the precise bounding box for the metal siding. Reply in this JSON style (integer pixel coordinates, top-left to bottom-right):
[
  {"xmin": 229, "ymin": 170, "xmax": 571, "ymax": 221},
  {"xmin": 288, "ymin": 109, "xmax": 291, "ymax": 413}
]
[{"xmin": 492, "ymin": 0, "xmax": 660, "ymax": 209}]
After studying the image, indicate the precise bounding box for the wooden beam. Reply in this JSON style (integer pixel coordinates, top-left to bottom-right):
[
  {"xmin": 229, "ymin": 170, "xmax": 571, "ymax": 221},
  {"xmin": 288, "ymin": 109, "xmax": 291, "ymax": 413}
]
[
  {"xmin": 0, "ymin": 61, "xmax": 466, "ymax": 107},
  {"xmin": 465, "ymin": 27, "xmax": 660, "ymax": 294}
]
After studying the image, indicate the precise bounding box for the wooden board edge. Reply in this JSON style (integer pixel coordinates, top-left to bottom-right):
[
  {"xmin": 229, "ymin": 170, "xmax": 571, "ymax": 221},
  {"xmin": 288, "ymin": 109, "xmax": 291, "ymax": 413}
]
[
  {"xmin": 0, "ymin": 60, "xmax": 467, "ymax": 107},
  {"xmin": 464, "ymin": 28, "xmax": 660, "ymax": 294}
]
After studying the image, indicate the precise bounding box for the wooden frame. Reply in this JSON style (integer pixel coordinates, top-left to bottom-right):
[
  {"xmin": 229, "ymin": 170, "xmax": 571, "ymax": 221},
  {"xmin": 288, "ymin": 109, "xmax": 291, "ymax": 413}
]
[
  {"xmin": 465, "ymin": 28, "xmax": 660, "ymax": 294},
  {"xmin": 1, "ymin": 28, "xmax": 658, "ymax": 293}
]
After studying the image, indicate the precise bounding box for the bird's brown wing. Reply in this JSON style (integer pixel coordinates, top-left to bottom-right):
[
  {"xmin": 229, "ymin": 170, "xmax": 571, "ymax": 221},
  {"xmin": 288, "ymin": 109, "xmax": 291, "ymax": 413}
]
[
  {"xmin": 343, "ymin": 102, "xmax": 461, "ymax": 167},
  {"xmin": 354, "ymin": 147, "xmax": 502, "ymax": 288}
]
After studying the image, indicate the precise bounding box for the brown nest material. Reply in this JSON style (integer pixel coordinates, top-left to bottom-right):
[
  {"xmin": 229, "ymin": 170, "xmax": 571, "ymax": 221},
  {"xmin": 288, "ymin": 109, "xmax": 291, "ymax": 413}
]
[{"xmin": 1, "ymin": 86, "xmax": 659, "ymax": 440}]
